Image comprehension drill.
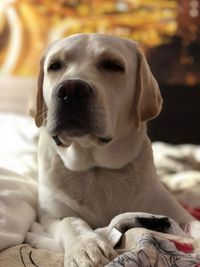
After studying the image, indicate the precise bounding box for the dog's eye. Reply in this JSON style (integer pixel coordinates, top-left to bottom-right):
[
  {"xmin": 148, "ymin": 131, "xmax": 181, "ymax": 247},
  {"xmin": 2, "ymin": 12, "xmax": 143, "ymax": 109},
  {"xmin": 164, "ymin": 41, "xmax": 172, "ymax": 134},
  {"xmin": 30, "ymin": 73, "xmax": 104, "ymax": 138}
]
[
  {"xmin": 48, "ymin": 61, "xmax": 63, "ymax": 71},
  {"xmin": 99, "ymin": 59, "xmax": 125, "ymax": 72}
]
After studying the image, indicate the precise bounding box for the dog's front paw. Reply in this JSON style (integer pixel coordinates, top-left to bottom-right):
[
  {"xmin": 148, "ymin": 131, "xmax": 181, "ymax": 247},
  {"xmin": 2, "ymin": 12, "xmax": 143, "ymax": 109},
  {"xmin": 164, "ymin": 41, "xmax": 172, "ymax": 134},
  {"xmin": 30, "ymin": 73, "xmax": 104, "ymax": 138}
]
[
  {"xmin": 25, "ymin": 232, "xmax": 41, "ymax": 248},
  {"xmin": 64, "ymin": 234, "xmax": 117, "ymax": 267}
]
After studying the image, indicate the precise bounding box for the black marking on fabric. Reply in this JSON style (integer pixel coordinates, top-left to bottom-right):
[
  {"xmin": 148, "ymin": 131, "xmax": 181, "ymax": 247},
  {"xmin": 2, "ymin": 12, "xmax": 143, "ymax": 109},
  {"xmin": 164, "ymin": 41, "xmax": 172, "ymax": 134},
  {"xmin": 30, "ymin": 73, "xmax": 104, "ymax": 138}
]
[
  {"xmin": 19, "ymin": 245, "xmax": 28, "ymax": 267},
  {"xmin": 29, "ymin": 250, "xmax": 40, "ymax": 267},
  {"xmin": 136, "ymin": 216, "xmax": 171, "ymax": 233}
]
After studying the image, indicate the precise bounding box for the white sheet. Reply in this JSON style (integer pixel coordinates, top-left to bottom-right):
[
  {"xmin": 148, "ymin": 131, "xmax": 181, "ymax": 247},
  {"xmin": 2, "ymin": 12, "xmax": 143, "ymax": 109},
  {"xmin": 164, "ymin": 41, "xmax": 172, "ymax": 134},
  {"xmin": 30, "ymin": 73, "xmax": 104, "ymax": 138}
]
[
  {"xmin": 0, "ymin": 112, "xmax": 38, "ymax": 250},
  {"xmin": 0, "ymin": 112, "xmax": 38, "ymax": 180},
  {"xmin": 0, "ymin": 167, "xmax": 37, "ymax": 250}
]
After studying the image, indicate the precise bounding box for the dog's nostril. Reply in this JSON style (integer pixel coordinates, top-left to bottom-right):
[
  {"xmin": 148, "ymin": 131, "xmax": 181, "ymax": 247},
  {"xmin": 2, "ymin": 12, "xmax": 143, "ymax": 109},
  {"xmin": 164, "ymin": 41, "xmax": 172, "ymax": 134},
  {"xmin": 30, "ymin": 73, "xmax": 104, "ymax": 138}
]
[
  {"xmin": 57, "ymin": 85, "xmax": 68, "ymax": 99},
  {"xmin": 75, "ymin": 82, "xmax": 91, "ymax": 98},
  {"xmin": 56, "ymin": 80, "xmax": 92, "ymax": 100}
]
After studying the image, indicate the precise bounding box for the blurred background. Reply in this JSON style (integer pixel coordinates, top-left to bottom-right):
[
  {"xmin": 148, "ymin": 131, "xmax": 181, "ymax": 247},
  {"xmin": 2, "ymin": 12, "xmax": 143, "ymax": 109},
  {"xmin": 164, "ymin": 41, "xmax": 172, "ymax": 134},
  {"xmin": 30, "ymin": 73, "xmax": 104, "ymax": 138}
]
[
  {"xmin": 0, "ymin": 0, "xmax": 200, "ymax": 218},
  {"xmin": 0, "ymin": 0, "xmax": 178, "ymax": 76},
  {"xmin": 0, "ymin": 0, "xmax": 200, "ymax": 143}
]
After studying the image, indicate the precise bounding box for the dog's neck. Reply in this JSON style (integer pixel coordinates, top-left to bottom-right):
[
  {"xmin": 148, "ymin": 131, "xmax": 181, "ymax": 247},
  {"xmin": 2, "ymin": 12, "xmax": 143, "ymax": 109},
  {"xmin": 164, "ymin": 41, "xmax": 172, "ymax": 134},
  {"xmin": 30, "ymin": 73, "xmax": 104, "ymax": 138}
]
[{"xmin": 54, "ymin": 123, "xmax": 150, "ymax": 172}]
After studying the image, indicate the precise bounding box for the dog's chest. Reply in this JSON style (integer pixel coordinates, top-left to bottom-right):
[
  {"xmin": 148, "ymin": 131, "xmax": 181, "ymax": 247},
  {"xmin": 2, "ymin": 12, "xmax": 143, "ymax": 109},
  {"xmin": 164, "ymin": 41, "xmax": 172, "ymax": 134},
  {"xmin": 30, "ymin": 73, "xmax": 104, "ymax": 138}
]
[{"xmin": 43, "ymin": 164, "xmax": 144, "ymax": 228}]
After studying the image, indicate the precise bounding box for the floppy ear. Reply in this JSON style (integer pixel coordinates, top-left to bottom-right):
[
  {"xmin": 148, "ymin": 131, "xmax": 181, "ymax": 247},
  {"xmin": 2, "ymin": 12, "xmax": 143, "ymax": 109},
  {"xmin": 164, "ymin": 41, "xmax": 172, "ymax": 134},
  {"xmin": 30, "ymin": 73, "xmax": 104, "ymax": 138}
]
[
  {"xmin": 34, "ymin": 56, "xmax": 46, "ymax": 127},
  {"xmin": 135, "ymin": 48, "xmax": 163, "ymax": 125}
]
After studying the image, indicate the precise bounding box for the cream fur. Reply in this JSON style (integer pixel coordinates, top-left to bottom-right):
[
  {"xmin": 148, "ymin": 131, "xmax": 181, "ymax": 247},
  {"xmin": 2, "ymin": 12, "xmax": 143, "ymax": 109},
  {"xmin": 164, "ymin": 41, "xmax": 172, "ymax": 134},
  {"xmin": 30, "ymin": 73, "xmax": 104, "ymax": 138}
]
[{"xmin": 27, "ymin": 34, "xmax": 198, "ymax": 267}]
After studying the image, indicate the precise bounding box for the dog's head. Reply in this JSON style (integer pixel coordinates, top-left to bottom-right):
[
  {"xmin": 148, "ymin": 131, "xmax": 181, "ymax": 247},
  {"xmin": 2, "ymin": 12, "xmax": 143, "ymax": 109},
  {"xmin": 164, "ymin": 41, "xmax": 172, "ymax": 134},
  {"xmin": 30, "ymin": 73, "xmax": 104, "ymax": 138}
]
[{"xmin": 34, "ymin": 33, "xmax": 162, "ymax": 147}]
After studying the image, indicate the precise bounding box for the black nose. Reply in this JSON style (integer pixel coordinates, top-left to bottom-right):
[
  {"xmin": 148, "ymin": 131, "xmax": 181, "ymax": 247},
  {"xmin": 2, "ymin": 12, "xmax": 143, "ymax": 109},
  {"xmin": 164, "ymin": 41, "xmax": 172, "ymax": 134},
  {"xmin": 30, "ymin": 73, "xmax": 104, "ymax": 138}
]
[{"xmin": 56, "ymin": 80, "xmax": 92, "ymax": 101}]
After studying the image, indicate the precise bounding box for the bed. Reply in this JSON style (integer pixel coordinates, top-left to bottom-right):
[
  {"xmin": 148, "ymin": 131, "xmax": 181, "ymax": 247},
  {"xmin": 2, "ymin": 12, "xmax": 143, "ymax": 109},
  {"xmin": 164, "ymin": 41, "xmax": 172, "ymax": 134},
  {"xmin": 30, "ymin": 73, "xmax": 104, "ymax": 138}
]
[{"xmin": 0, "ymin": 77, "xmax": 200, "ymax": 266}]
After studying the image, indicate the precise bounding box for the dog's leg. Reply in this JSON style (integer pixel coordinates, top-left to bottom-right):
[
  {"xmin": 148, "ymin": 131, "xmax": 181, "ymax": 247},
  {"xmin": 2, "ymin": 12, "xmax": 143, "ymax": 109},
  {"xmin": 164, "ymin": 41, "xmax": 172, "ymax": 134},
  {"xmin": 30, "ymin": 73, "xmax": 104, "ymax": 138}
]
[
  {"xmin": 25, "ymin": 221, "xmax": 63, "ymax": 251},
  {"xmin": 25, "ymin": 232, "xmax": 62, "ymax": 251},
  {"xmin": 47, "ymin": 217, "xmax": 117, "ymax": 267},
  {"xmin": 29, "ymin": 221, "xmax": 52, "ymax": 237}
]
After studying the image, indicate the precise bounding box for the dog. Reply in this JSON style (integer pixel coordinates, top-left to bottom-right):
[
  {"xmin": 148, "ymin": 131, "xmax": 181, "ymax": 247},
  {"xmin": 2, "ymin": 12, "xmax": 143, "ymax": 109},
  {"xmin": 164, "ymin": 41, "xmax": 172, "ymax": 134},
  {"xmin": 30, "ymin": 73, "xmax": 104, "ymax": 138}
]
[{"xmin": 26, "ymin": 33, "xmax": 200, "ymax": 267}]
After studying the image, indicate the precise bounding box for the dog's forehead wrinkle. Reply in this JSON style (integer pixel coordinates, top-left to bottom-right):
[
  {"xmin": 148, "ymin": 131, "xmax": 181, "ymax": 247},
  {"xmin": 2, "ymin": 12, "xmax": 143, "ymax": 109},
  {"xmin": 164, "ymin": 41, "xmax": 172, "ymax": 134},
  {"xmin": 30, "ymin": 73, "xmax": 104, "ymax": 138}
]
[
  {"xmin": 46, "ymin": 37, "xmax": 89, "ymax": 63},
  {"xmin": 92, "ymin": 48, "xmax": 126, "ymax": 66},
  {"xmin": 46, "ymin": 49, "xmax": 76, "ymax": 67},
  {"xmin": 88, "ymin": 40, "xmax": 128, "ymax": 57}
]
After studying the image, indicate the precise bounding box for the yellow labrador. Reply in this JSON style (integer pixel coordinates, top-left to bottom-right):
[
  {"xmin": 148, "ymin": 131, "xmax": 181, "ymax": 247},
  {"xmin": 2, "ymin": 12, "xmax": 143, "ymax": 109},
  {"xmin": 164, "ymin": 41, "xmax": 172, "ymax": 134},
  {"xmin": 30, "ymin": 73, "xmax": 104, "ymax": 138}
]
[{"xmin": 27, "ymin": 33, "xmax": 199, "ymax": 267}]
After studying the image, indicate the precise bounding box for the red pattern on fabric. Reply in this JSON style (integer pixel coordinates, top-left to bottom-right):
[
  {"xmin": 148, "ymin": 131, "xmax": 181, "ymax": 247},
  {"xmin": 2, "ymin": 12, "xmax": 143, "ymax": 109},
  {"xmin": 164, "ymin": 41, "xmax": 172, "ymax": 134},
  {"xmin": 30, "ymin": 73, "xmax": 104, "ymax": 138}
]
[
  {"xmin": 183, "ymin": 205, "xmax": 200, "ymax": 221},
  {"xmin": 171, "ymin": 240, "xmax": 194, "ymax": 253}
]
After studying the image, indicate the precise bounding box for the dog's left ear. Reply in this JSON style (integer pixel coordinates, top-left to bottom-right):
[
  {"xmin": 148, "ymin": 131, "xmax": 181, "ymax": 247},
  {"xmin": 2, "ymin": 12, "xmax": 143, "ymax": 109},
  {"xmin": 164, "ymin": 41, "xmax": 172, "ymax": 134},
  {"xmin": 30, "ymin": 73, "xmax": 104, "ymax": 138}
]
[{"xmin": 135, "ymin": 48, "xmax": 163, "ymax": 125}]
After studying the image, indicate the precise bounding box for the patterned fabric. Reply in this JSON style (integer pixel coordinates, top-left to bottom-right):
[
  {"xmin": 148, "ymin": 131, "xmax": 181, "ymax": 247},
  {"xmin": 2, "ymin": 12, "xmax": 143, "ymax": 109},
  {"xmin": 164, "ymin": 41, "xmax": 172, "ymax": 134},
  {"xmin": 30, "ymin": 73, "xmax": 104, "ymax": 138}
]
[{"xmin": 107, "ymin": 228, "xmax": 200, "ymax": 267}]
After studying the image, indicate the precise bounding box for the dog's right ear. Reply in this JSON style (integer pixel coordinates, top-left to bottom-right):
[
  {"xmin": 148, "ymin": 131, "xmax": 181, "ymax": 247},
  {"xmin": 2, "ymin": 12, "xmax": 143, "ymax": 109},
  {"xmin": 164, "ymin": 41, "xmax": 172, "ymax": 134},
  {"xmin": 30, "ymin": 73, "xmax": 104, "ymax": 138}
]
[
  {"xmin": 34, "ymin": 56, "xmax": 46, "ymax": 128},
  {"xmin": 134, "ymin": 48, "xmax": 163, "ymax": 127}
]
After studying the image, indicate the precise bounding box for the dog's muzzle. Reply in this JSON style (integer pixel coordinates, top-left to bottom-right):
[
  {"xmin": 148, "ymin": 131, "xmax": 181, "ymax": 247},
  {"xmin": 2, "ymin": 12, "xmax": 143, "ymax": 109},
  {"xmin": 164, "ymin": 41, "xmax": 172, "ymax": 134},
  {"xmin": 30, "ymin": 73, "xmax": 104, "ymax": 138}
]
[{"xmin": 47, "ymin": 79, "xmax": 113, "ymax": 146}]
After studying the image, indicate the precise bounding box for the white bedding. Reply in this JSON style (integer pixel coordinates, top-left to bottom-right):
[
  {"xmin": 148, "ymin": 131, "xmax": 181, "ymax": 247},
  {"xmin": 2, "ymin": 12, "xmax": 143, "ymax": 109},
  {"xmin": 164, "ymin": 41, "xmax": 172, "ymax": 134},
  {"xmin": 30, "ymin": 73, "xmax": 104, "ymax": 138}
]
[
  {"xmin": 153, "ymin": 142, "xmax": 200, "ymax": 207},
  {"xmin": 0, "ymin": 112, "xmax": 38, "ymax": 180},
  {"xmin": 0, "ymin": 112, "xmax": 38, "ymax": 251}
]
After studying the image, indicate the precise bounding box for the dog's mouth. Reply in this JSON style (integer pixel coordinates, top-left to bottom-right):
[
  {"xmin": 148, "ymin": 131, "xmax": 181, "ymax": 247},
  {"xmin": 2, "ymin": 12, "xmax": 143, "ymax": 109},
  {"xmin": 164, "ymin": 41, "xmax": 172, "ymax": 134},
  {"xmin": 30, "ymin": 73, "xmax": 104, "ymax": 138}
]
[
  {"xmin": 48, "ymin": 117, "xmax": 113, "ymax": 147},
  {"xmin": 47, "ymin": 115, "xmax": 113, "ymax": 147},
  {"xmin": 52, "ymin": 134, "xmax": 113, "ymax": 147},
  {"xmin": 61, "ymin": 118, "xmax": 89, "ymax": 136},
  {"xmin": 47, "ymin": 117, "xmax": 89, "ymax": 137},
  {"xmin": 53, "ymin": 135, "xmax": 64, "ymax": 146}
]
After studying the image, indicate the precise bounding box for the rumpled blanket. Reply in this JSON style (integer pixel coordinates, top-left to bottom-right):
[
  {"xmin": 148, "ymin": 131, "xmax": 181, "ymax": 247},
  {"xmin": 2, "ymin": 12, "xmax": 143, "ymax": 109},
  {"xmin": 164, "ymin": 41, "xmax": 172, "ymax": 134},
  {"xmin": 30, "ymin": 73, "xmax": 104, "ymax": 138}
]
[
  {"xmin": 1, "ymin": 228, "xmax": 200, "ymax": 267},
  {"xmin": 1, "ymin": 113, "xmax": 200, "ymax": 266},
  {"xmin": 153, "ymin": 142, "xmax": 200, "ymax": 208},
  {"xmin": 108, "ymin": 228, "xmax": 200, "ymax": 267},
  {"xmin": 0, "ymin": 168, "xmax": 37, "ymax": 251}
]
